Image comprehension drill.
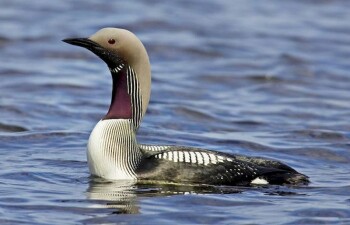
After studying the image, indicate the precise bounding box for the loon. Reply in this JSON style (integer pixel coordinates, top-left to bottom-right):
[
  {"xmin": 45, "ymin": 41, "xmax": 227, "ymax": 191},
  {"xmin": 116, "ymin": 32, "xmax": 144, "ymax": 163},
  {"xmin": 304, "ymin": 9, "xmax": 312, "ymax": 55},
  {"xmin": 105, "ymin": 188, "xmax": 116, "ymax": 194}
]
[{"xmin": 63, "ymin": 28, "xmax": 309, "ymax": 186}]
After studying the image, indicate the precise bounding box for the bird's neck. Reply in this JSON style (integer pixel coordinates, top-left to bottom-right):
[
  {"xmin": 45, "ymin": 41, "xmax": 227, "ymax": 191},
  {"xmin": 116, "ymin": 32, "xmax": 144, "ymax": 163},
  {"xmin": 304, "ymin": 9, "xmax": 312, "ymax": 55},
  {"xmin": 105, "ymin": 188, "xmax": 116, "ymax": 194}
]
[
  {"xmin": 104, "ymin": 65, "xmax": 143, "ymax": 130},
  {"xmin": 104, "ymin": 65, "xmax": 132, "ymax": 120}
]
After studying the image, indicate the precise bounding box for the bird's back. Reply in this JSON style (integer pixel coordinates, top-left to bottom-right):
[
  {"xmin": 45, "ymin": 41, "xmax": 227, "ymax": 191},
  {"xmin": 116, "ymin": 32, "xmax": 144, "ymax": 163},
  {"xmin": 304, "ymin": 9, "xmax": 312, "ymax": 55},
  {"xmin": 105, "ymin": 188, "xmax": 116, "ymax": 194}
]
[{"xmin": 136, "ymin": 146, "xmax": 309, "ymax": 186}]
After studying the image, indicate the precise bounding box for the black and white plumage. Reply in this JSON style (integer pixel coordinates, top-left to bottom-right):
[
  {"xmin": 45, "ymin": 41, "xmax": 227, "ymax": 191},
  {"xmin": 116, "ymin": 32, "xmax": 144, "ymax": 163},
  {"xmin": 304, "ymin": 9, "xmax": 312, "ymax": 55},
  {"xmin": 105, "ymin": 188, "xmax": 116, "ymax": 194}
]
[
  {"xmin": 63, "ymin": 28, "xmax": 309, "ymax": 186},
  {"xmin": 137, "ymin": 145, "xmax": 308, "ymax": 185}
]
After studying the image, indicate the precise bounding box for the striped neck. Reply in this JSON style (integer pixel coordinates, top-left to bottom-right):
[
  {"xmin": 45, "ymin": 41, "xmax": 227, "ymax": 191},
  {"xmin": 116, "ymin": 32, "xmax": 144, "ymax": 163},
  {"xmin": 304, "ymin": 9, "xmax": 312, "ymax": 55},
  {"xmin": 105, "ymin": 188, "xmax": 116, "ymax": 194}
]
[
  {"xmin": 104, "ymin": 64, "xmax": 131, "ymax": 120},
  {"xmin": 87, "ymin": 119, "xmax": 143, "ymax": 180},
  {"xmin": 104, "ymin": 65, "xmax": 143, "ymax": 131}
]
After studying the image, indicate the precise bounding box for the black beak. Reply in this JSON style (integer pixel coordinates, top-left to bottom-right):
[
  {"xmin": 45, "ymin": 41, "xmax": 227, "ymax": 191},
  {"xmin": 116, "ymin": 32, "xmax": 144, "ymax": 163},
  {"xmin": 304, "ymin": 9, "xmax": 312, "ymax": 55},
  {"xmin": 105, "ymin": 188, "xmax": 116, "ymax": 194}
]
[
  {"xmin": 62, "ymin": 37, "xmax": 123, "ymax": 67},
  {"xmin": 62, "ymin": 37, "xmax": 104, "ymax": 53}
]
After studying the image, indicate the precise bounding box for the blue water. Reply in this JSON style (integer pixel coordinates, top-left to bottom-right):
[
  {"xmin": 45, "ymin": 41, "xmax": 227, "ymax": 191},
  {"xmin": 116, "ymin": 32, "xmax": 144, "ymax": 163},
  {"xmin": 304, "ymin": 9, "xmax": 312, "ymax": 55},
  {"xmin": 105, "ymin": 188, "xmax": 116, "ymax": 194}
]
[{"xmin": 1, "ymin": 0, "xmax": 350, "ymax": 224}]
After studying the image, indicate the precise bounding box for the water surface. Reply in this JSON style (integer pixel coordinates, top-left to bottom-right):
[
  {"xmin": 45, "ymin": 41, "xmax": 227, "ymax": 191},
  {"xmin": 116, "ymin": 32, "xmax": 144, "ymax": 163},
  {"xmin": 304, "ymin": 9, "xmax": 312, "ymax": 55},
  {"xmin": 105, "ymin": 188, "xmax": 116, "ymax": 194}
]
[{"xmin": 1, "ymin": 0, "xmax": 350, "ymax": 224}]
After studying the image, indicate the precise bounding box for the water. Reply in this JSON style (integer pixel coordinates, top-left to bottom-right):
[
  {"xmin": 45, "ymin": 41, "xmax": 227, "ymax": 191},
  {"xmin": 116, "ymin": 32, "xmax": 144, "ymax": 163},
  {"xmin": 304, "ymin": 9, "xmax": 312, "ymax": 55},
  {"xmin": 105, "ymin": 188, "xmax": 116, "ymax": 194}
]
[{"xmin": 1, "ymin": 0, "xmax": 350, "ymax": 224}]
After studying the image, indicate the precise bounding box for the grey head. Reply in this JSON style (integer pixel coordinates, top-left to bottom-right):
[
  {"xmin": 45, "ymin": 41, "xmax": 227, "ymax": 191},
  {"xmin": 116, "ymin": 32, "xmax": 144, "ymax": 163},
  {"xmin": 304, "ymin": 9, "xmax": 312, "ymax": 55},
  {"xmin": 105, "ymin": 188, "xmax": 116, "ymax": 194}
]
[{"xmin": 63, "ymin": 28, "xmax": 151, "ymax": 127}]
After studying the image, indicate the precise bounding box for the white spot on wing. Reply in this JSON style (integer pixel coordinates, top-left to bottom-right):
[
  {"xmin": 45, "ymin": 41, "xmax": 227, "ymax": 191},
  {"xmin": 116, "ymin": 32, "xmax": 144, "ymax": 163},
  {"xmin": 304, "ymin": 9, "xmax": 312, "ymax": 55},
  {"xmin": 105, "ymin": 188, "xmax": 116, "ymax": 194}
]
[
  {"xmin": 173, "ymin": 151, "xmax": 178, "ymax": 162},
  {"xmin": 184, "ymin": 152, "xmax": 191, "ymax": 163},
  {"xmin": 178, "ymin": 152, "xmax": 184, "ymax": 162},
  {"xmin": 209, "ymin": 154, "xmax": 217, "ymax": 164},
  {"xmin": 189, "ymin": 152, "xmax": 197, "ymax": 163},
  {"xmin": 168, "ymin": 151, "xmax": 173, "ymax": 161},
  {"xmin": 195, "ymin": 152, "xmax": 203, "ymax": 164},
  {"xmin": 202, "ymin": 153, "xmax": 210, "ymax": 165},
  {"xmin": 217, "ymin": 156, "xmax": 224, "ymax": 163}
]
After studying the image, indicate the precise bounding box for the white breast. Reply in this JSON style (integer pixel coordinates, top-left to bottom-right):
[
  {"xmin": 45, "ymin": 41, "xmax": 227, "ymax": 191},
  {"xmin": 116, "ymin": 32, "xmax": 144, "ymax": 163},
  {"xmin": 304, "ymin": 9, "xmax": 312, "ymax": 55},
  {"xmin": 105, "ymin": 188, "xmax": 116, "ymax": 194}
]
[{"xmin": 87, "ymin": 119, "xmax": 142, "ymax": 180}]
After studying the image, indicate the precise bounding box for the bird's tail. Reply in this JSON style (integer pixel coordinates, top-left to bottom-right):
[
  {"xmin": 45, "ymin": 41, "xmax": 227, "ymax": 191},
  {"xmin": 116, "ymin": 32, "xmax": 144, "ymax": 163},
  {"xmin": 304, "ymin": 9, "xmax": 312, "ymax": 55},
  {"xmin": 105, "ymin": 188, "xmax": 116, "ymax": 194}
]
[{"xmin": 264, "ymin": 172, "xmax": 309, "ymax": 185}]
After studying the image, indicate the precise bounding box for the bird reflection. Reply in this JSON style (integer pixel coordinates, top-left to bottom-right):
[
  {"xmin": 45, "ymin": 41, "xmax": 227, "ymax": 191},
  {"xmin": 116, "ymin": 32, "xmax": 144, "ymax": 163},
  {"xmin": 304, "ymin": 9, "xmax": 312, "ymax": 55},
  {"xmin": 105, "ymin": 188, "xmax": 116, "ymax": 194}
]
[
  {"xmin": 87, "ymin": 178, "xmax": 140, "ymax": 214},
  {"xmin": 86, "ymin": 177, "xmax": 243, "ymax": 214}
]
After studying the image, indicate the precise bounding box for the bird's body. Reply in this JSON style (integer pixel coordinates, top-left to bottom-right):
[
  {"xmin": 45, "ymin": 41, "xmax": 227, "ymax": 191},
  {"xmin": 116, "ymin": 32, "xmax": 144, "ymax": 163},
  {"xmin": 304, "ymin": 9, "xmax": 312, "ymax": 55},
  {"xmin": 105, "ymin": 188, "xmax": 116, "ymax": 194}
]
[{"xmin": 63, "ymin": 28, "xmax": 309, "ymax": 186}]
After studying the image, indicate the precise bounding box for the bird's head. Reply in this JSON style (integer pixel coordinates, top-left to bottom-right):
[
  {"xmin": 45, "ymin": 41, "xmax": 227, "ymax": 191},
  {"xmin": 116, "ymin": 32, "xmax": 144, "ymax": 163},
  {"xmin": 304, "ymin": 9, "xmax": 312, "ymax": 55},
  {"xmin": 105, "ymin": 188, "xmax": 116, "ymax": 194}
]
[{"xmin": 63, "ymin": 28, "xmax": 151, "ymax": 129}]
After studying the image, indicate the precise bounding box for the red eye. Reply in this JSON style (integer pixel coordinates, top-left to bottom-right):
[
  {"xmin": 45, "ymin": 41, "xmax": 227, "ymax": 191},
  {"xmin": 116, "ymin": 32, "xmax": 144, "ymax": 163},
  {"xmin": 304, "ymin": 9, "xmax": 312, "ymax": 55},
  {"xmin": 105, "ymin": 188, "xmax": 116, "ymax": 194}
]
[{"xmin": 108, "ymin": 39, "xmax": 116, "ymax": 44}]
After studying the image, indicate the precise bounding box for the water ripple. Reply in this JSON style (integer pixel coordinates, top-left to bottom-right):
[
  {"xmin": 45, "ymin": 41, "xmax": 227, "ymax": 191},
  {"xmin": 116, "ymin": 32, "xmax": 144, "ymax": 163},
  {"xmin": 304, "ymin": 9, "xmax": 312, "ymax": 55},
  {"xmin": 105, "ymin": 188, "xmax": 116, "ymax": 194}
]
[{"xmin": 0, "ymin": 123, "xmax": 27, "ymax": 133}]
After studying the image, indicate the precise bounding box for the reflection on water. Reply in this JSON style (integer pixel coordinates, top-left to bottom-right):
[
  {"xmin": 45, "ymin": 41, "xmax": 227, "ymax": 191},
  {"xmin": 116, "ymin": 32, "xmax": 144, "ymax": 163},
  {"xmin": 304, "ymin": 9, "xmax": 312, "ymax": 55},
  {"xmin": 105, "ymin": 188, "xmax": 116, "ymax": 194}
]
[
  {"xmin": 87, "ymin": 179, "xmax": 140, "ymax": 214},
  {"xmin": 86, "ymin": 178, "xmax": 311, "ymax": 216}
]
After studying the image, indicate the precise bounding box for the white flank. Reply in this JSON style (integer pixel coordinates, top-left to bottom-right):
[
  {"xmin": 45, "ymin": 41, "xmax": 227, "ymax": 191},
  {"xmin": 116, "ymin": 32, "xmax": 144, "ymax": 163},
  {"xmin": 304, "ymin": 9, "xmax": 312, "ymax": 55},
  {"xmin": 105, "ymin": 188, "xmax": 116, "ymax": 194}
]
[{"xmin": 251, "ymin": 177, "xmax": 269, "ymax": 185}]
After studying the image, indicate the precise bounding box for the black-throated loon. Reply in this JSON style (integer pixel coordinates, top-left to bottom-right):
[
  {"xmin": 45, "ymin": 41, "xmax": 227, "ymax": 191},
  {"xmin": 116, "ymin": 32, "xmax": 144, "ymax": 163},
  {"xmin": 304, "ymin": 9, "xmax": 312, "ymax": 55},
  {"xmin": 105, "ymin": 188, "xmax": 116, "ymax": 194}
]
[{"xmin": 63, "ymin": 28, "xmax": 309, "ymax": 186}]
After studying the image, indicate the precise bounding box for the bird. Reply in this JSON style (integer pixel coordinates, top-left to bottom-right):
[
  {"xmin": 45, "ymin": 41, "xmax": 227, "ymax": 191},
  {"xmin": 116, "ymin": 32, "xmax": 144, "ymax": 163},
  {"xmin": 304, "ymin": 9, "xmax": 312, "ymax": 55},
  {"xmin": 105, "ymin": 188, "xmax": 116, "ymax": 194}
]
[{"xmin": 63, "ymin": 28, "xmax": 309, "ymax": 186}]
